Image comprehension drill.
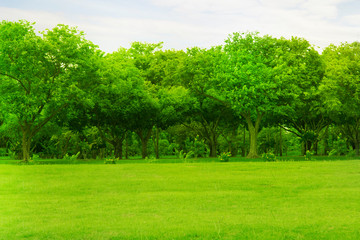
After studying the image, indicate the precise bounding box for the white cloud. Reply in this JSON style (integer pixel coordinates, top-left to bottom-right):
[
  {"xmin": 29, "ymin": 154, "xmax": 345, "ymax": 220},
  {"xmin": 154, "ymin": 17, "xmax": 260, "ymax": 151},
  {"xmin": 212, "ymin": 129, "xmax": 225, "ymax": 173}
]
[
  {"xmin": 0, "ymin": 7, "xmax": 74, "ymax": 31},
  {"xmin": 1, "ymin": 0, "xmax": 359, "ymax": 52},
  {"xmin": 343, "ymin": 14, "xmax": 360, "ymax": 26}
]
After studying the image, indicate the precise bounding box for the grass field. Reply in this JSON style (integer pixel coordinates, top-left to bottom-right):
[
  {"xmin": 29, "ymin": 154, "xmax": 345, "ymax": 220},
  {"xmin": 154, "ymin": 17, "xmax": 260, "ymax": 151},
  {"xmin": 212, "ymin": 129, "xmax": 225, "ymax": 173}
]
[{"xmin": 1, "ymin": 160, "xmax": 360, "ymax": 239}]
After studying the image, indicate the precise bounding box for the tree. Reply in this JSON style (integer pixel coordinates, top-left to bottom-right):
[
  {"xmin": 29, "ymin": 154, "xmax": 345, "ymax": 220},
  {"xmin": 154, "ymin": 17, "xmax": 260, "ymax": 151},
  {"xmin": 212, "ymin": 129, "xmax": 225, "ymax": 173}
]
[
  {"xmin": 153, "ymin": 86, "xmax": 193, "ymax": 158},
  {"xmin": 272, "ymin": 37, "xmax": 328, "ymax": 155},
  {"xmin": 147, "ymin": 49, "xmax": 194, "ymax": 158},
  {"xmin": 180, "ymin": 46, "xmax": 231, "ymax": 157},
  {"xmin": 0, "ymin": 20, "xmax": 102, "ymax": 161},
  {"xmin": 320, "ymin": 42, "xmax": 360, "ymax": 155},
  {"xmin": 92, "ymin": 47, "xmax": 155, "ymax": 159},
  {"xmin": 127, "ymin": 42, "xmax": 164, "ymax": 159},
  {"xmin": 213, "ymin": 32, "xmax": 281, "ymax": 158}
]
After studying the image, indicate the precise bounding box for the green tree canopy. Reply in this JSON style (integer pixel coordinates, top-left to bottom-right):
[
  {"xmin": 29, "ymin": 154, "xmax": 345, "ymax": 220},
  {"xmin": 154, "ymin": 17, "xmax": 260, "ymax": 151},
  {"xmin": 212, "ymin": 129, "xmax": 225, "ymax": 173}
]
[
  {"xmin": 0, "ymin": 20, "xmax": 102, "ymax": 161},
  {"xmin": 211, "ymin": 32, "xmax": 281, "ymax": 158},
  {"xmin": 320, "ymin": 42, "xmax": 360, "ymax": 154}
]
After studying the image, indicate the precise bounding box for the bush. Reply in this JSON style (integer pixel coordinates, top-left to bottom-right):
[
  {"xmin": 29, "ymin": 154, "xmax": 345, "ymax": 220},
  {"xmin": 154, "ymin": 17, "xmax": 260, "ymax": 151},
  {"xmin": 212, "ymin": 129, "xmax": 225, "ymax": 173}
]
[
  {"xmin": 305, "ymin": 150, "xmax": 313, "ymax": 161},
  {"xmin": 64, "ymin": 152, "xmax": 80, "ymax": 163},
  {"xmin": 104, "ymin": 157, "xmax": 118, "ymax": 164},
  {"xmin": 328, "ymin": 149, "xmax": 337, "ymax": 157},
  {"xmin": 218, "ymin": 152, "xmax": 231, "ymax": 162},
  {"xmin": 178, "ymin": 150, "xmax": 194, "ymax": 162},
  {"xmin": 262, "ymin": 151, "xmax": 277, "ymax": 162},
  {"xmin": 185, "ymin": 136, "xmax": 207, "ymax": 157},
  {"xmin": 329, "ymin": 134, "xmax": 348, "ymax": 156},
  {"xmin": 145, "ymin": 156, "xmax": 158, "ymax": 163},
  {"xmin": 346, "ymin": 149, "xmax": 356, "ymax": 158}
]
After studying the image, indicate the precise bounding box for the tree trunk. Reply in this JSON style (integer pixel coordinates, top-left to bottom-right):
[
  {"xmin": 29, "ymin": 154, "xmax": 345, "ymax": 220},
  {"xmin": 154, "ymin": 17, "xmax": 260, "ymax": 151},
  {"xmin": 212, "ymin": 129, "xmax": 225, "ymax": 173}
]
[
  {"xmin": 242, "ymin": 127, "xmax": 246, "ymax": 157},
  {"xmin": 61, "ymin": 136, "xmax": 72, "ymax": 159},
  {"xmin": 136, "ymin": 129, "xmax": 152, "ymax": 159},
  {"xmin": 243, "ymin": 112, "xmax": 262, "ymax": 158},
  {"xmin": 206, "ymin": 133, "xmax": 218, "ymax": 158},
  {"xmin": 113, "ymin": 140, "xmax": 123, "ymax": 159},
  {"xmin": 354, "ymin": 140, "xmax": 360, "ymax": 156},
  {"xmin": 152, "ymin": 127, "xmax": 160, "ymax": 159},
  {"xmin": 141, "ymin": 138, "xmax": 149, "ymax": 159},
  {"xmin": 302, "ymin": 142, "xmax": 306, "ymax": 155},
  {"xmin": 279, "ymin": 126, "xmax": 283, "ymax": 157},
  {"xmin": 314, "ymin": 141, "xmax": 318, "ymax": 155},
  {"xmin": 247, "ymin": 125, "xmax": 258, "ymax": 158},
  {"xmin": 21, "ymin": 130, "xmax": 32, "ymax": 162},
  {"xmin": 209, "ymin": 140, "xmax": 217, "ymax": 157},
  {"xmin": 125, "ymin": 132, "xmax": 129, "ymax": 159},
  {"xmin": 323, "ymin": 126, "xmax": 329, "ymax": 155}
]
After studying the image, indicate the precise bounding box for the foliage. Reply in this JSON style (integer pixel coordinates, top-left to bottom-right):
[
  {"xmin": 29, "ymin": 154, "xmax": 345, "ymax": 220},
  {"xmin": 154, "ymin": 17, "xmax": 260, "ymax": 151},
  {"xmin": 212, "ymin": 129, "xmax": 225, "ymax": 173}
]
[
  {"xmin": 178, "ymin": 150, "xmax": 194, "ymax": 162},
  {"xmin": 320, "ymin": 42, "xmax": 360, "ymax": 154},
  {"xmin": 261, "ymin": 151, "xmax": 277, "ymax": 162},
  {"xmin": 63, "ymin": 151, "xmax": 80, "ymax": 163},
  {"xmin": 328, "ymin": 134, "xmax": 348, "ymax": 156},
  {"xmin": 145, "ymin": 156, "xmax": 159, "ymax": 163},
  {"xmin": 104, "ymin": 157, "xmax": 118, "ymax": 164},
  {"xmin": 210, "ymin": 32, "xmax": 289, "ymax": 158},
  {"xmin": 1, "ymin": 20, "xmax": 360, "ymax": 160},
  {"xmin": 304, "ymin": 150, "xmax": 313, "ymax": 161},
  {"xmin": 185, "ymin": 136, "xmax": 208, "ymax": 157},
  {"xmin": 0, "ymin": 20, "xmax": 102, "ymax": 161},
  {"xmin": 218, "ymin": 152, "xmax": 231, "ymax": 162}
]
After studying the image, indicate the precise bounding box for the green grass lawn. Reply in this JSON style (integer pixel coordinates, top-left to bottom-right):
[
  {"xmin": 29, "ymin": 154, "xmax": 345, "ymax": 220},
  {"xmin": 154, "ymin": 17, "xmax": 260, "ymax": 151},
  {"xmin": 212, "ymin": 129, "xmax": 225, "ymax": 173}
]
[{"xmin": 1, "ymin": 160, "xmax": 360, "ymax": 239}]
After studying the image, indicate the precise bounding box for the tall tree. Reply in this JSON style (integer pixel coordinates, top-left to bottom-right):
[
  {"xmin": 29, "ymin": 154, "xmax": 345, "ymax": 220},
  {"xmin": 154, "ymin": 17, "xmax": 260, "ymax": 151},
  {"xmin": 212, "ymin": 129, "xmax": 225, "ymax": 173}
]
[
  {"xmin": 320, "ymin": 42, "xmax": 360, "ymax": 154},
  {"xmin": 180, "ymin": 46, "xmax": 231, "ymax": 157},
  {"xmin": 91, "ymin": 47, "xmax": 158, "ymax": 159},
  {"xmin": 127, "ymin": 42, "xmax": 164, "ymax": 158},
  {"xmin": 147, "ymin": 49, "xmax": 194, "ymax": 158},
  {"xmin": 213, "ymin": 32, "xmax": 281, "ymax": 158},
  {"xmin": 0, "ymin": 20, "xmax": 102, "ymax": 161},
  {"xmin": 273, "ymin": 37, "xmax": 327, "ymax": 154}
]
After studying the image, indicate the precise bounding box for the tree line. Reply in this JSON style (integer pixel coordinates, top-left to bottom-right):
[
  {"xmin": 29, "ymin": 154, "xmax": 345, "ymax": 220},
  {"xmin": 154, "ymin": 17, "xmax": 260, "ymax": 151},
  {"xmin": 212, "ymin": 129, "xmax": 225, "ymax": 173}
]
[{"xmin": 0, "ymin": 20, "xmax": 359, "ymax": 162}]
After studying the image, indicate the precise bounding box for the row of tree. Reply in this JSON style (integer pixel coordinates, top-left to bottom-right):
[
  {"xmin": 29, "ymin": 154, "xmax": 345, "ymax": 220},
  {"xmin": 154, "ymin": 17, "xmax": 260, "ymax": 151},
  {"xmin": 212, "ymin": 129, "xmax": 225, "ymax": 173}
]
[{"xmin": 0, "ymin": 20, "xmax": 359, "ymax": 162}]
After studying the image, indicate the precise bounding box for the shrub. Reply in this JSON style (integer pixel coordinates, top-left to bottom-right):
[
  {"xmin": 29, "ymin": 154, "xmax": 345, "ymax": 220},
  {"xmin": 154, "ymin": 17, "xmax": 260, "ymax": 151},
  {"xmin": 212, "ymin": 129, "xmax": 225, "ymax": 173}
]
[
  {"xmin": 218, "ymin": 152, "xmax": 231, "ymax": 162},
  {"xmin": 145, "ymin": 156, "xmax": 158, "ymax": 163},
  {"xmin": 178, "ymin": 150, "xmax": 194, "ymax": 162},
  {"xmin": 64, "ymin": 152, "xmax": 80, "ymax": 163},
  {"xmin": 305, "ymin": 150, "xmax": 313, "ymax": 161},
  {"xmin": 104, "ymin": 157, "xmax": 118, "ymax": 164},
  {"xmin": 329, "ymin": 134, "xmax": 348, "ymax": 156},
  {"xmin": 346, "ymin": 149, "xmax": 356, "ymax": 158},
  {"xmin": 185, "ymin": 136, "xmax": 207, "ymax": 157},
  {"xmin": 262, "ymin": 151, "xmax": 277, "ymax": 162}
]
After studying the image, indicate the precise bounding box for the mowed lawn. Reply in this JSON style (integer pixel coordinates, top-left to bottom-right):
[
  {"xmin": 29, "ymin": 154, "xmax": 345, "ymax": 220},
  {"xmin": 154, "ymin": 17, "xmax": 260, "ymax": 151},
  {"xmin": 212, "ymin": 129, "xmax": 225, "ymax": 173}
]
[{"xmin": 1, "ymin": 161, "xmax": 360, "ymax": 239}]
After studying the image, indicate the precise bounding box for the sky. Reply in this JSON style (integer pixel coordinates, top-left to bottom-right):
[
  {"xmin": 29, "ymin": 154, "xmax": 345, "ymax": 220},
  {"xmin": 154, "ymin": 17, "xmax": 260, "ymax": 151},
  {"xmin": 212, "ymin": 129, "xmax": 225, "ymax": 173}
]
[{"xmin": 1, "ymin": 0, "xmax": 360, "ymax": 53}]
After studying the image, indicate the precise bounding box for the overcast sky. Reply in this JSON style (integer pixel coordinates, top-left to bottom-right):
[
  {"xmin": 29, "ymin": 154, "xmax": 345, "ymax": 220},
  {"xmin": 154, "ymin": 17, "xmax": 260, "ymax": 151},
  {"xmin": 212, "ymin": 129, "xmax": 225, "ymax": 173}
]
[{"xmin": 1, "ymin": 0, "xmax": 360, "ymax": 52}]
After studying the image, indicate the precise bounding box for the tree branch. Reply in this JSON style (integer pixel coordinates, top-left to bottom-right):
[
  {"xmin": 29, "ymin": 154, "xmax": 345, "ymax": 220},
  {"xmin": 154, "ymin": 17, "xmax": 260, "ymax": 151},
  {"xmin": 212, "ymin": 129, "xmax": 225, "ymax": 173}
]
[{"xmin": 0, "ymin": 72, "xmax": 29, "ymax": 94}]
